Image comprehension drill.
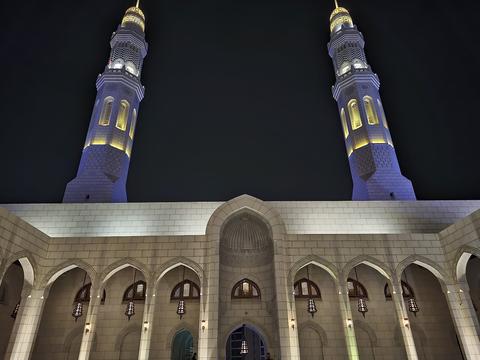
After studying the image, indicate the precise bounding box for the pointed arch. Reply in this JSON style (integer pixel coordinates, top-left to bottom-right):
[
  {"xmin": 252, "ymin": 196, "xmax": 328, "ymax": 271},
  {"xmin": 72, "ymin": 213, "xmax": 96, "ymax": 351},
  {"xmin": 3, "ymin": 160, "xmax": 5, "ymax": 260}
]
[
  {"xmin": 454, "ymin": 245, "xmax": 480, "ymax": 283},
  {"xmin": 298, "ymin": 321, "xmax": 328, "ymax": 346},
  {"xmin": 63, "ymin": 326, "xmax": 97, "ymax": 354},
  {"xmin": 289, "ymin": 255, "xmax": 339, "ymax": 285},
  {"xmin": 2, "ymin": 250, "xmax": 37, "ymax": 286},
  {"xmin": 114, "ymin": 323, "xmax": 142, "ymax": 351},
  {"xmin": 156, "ymin": 257, "xmax": 205, "ymax": 287},
  {"xmin": 342, "ymin": 255, "xmax": 393, "ymax": 282},
  {"xmin": 99, "ymin": 257, "xmax": 150, "ymax": 285},
  {"xmin": 221, "ymin": 320, "xmax": 273, "ymax": 354},
  {"xmin": 395, "ymin": 255, "xmax": 449, "ymax": 283},
  {"xmin": 41, "ymin": 259, "xmax": 97, "ymax": 288},
  {"xmin": 354, "ymin": 320, "xmax": 378, "ymax": 347},
  {"xmin": 165, "ymin": 322, "xmax": 198, "ymax": 351}
]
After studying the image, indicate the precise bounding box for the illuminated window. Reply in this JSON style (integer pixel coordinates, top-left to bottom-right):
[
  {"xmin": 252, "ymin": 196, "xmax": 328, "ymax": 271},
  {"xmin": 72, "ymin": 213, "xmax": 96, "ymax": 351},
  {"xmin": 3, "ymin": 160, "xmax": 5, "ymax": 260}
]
[
  {"xmin": 123, "ymin": 281, "xmax": 146, "ymax": 302},
  {"xmin": 384, "ymin": 281, "xmax": 415, "ymax": 300},
  {"xmin": 125, "ymin": 61, "xmax": 137, "ymax": 76},
  {"xmin": 99, "ymin": 97, "xmax": 114, "ymax": 126},
  {"xmin": 348, "ymin": 99, "xmax": 362, "ymax": 130},
  {"xmin": 171, "ymin": 280, "xmax": 200, "ymax": 300},
  {"xmin": 294, "ymin": 278, "xmax": 321, "ymax": 298},
  {"xmin": 232, "ymin": 279, "xmax": 261, "ymax": 299},
  {"xmin": 364, "ymin": 96, "xmax": 379, "ymax": 125},
  {"xmin": 347, "ymin": 278, "xmax": 368, "ymax": 299},
  {"xmin": 340, "ymin": 108, "xmax": 349, "ymax": 138},
  {"xmin": 74, "ymin": 283, "xmax": 106, "ymax": 304},
  {"xmin": 129, "ymin": 109, "xmax": 137, "ymax": 139},
  {"xmin": 116, "ymin": 100, "xmax": 130, "ymax": 131},
  {"xmin": 377, "ymin": 99, "xmax": 389, "ymax": 128}
]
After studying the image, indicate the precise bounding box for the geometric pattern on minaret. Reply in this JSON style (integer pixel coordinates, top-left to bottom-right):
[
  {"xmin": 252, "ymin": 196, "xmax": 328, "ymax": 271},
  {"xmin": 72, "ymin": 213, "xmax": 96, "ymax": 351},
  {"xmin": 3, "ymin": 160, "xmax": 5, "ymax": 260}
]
[
  {"xmin": 327, "ymin": 1, "xmax": 416, "ymax": 200},
  {"xmin": 63, "ymin": 1, "xmax": 148, "ymax": 203}
]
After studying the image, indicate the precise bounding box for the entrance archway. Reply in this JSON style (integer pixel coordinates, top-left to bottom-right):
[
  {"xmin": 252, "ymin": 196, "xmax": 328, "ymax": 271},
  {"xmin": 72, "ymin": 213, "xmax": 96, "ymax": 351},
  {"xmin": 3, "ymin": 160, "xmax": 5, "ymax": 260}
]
[
  {"xmin": 226, "ymin": 325, "xmax": 267, "ymax": 360},
  {"xmin": 171, "ymin": 329, "xmax": 194, "ymax": 360}
]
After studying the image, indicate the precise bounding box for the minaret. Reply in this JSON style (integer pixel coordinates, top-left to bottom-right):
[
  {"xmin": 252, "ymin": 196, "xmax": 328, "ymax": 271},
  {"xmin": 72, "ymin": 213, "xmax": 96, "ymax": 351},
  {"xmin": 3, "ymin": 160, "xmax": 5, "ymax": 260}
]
[
  {"xmin": 63, "ymin": 1, "xmax": 148, "ymax": 203},
  {"xmin": 327, "ymin": 2, "xmax": 416, "ymax": 200}
]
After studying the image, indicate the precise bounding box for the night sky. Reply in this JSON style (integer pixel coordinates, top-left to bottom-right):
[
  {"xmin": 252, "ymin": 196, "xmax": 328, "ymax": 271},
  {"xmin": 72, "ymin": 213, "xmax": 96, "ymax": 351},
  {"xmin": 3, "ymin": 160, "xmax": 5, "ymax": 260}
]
[{"xmin": 1, "ymin": 0, "xmax": 479, "ymax": 203}]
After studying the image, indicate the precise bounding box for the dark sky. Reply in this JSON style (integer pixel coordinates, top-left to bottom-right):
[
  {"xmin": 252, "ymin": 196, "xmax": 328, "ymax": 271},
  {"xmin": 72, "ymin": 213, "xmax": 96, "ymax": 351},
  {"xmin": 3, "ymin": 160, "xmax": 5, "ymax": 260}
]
[{"xmin": 1, "ymin": 0, "xmax": 479, "ymax": 203}]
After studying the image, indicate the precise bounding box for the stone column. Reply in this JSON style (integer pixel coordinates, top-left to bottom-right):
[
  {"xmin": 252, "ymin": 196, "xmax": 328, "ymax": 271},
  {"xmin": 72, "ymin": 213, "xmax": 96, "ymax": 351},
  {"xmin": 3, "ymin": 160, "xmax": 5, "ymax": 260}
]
[
  {"xmin": 198, "ymin": 260, "xmax": 219, "ymax": 360},
  {"xmin": 5, "ymin": 287, "xmax": 48, "ymax": 360},
  {"xmin": 444, "ymin": 283, "xmax": 480, "ymax": 359},
  {"xmin": 138, "ymin": 275, "xmax": 156, "ymax": 360},
  {"xmin": 337, "ymin": 280, "xmax": 359, "ymax": 360},
  {"xmin": 77, "ymin": 283, "xmax": 102, "ymax": 360},
  {"xmin": 274, "ymin": 253, "xmax": 300, "ymax": 360},
  {"xmin": 390, "ymin": 281, "xmax": 418, "ymax": 360}
]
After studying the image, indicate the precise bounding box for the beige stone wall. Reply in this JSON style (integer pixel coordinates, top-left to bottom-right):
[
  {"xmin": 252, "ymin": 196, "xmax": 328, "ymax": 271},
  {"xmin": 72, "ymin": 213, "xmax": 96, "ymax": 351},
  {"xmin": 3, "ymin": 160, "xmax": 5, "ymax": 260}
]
[{"xmin": 1, "ymin": 196, "xmax": 480, "ymax": 360}]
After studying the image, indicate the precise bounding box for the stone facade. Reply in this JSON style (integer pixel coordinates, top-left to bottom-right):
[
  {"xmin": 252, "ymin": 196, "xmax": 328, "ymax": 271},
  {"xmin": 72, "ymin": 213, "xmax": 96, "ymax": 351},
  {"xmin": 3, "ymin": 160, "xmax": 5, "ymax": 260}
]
[{"xmin": 1, "ymin": 195, "xmax": 480, "ymax": 360}]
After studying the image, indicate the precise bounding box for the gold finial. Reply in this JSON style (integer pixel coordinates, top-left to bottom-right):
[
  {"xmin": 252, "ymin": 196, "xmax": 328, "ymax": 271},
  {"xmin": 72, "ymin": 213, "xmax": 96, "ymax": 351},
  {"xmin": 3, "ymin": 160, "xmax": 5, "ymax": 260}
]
[
  {"xmin": 136, "ymin": 0, "xmax": 140, "ymax": 8},
  {"xmin": 334, "ymin": 0, "xmax": 339, "ymax": 8}
]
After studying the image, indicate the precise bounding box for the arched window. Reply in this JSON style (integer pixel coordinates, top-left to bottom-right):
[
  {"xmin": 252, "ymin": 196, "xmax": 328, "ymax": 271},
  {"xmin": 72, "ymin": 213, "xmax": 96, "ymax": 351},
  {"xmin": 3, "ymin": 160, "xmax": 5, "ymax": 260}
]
[
  {"xmin": 348, "ymin": 99, "xmax": 362, "ymax": 130},
  {"xmin": 340, "ymin": 108, "xmax": 349, "ymax": 138},
  {"xmin": 74, "ymin": 283, "xmax": 106, "ymax": 304},
  {"xmin": 347, "ymin": 278, "xmax": 368, "ymax": 299},
  {"xmin": 294, "ymin": 278, "xmax": 321, "ymax": 298},
  {"xmin": 384, "ymin": 281, "xmax": 415, "ymax": 300},
  {"xmin": 171, "ymin": 280, "xmax": 200, "ymax": 300},
  {"xmin": 363, "ymin": 96, "xmax": 379, "ymax": 125},
  {"xmin": 123, "ymin": 280, "xmax": 146, "ymax": 302},
  {"xmin": 116, "ymin": 100, "xmax": 130, "ymax": 131},
  {"xmin": 99, "ymin": 97, "xmax": 114, "ymax": 126},
  {"xmin": 231, "ymin": 279, "xmax": 261, "ymax": 299},
  {"xmin": 377, "ymin": 99, "xmax": 389, "ymax": 129},
  {"xmin": 129, "ymin": 109, "xmax": 137, "ymax": 139}
]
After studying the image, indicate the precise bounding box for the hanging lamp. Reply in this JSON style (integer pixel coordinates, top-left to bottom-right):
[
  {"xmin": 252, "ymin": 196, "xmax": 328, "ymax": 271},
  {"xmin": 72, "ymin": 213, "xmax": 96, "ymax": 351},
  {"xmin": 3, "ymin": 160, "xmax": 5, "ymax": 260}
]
[
  {"xmin": 176, "ymin": 266, "xmax": 186, "ymax": 319},
  {"xmin": 404, "ymin": 268, "xmax": 419, "ymax": 316},
  {"xmin": 306, "ymin": 265, "xmax": 317, "ymax": 318},
  {"xmin": 240, "ymin": 324, "xmax": 249, "ymax": 355},
  {"xmin": 11, "ymin": 300, "xmax": 20, "ymax": 320},
  {"xmin": 72, "ymin": 272, "xmax": 87, "ymax": 321},
  {"xmin": 355, "ymin": 267, "xmax": 368, "ymax": 318},
  {"xmin": 125, "ymin": 269, "xmax": 136, "ymax": 320}
]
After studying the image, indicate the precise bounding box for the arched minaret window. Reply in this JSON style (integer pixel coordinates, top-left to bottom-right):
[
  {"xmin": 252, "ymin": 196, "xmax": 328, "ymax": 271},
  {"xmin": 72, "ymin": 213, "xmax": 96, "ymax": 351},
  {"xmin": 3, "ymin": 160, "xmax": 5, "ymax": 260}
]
[
  {"xmin": 123, "ymin": 280, "xmax": 146, "ymax": 302},
  {"xmin": 99, "ymin": 97, "xmax": 114, "ymax": 126},
  {"xmin": 129, "ymin": 109, "xmax": 137, "ymax": 139},
  {"xmin": 384, "ymin": 281, "xmax": 415, "ymax": 300},
  {"xmin": 231, "ymin": 279, "xmax": 261, "ymax": 299},
  {"xmin": 340, "ymin": 108, "xmax": 349, "ymax": 138},
  {"xmin": 294, "ymin": 278, "xmax": 321, "ymax": 299},
  {"xmin": 116, "ymin": 100, "xmax": 130, "ymax": 131},
  {"xmin": 348, "ymin": 99, "xmax": 362, "ymax": 130},
  {"xmin": 363, "ymin": 96, "xmax": 379, "ymax": 125},
  {"xmin": 377, "ymin": 99, "xmax": 389, "ymax": 129},
  {"xmin": 74, "ymin": 283, "xmax": 106, "ymax": 304},
  {"xmin": 347, "ymin": 278, "xmax": 368, "ymax": 299},
  {"xmin": 171, "ymin": 280, "xmax": 200, "ymax": 300}
]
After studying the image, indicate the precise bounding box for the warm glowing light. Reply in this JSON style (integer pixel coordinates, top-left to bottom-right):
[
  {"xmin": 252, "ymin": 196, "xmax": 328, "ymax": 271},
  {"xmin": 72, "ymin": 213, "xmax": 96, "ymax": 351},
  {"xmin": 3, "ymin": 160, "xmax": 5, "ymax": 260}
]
[
  {"xmin": 348, "ymin": 99, "xmax": 362, "ymax": 130},
  {"xmin": 99, "ymin": 97, "xmax": 114, "ymax": 126},
  {"xmin": 364, "ymin": 96, "xmax": 379, "ymax": 125},
  {"xmin": 116, "ymin": 100, "xmax": 129, "ymax": 131},
  {"xmin": 340, "ymin": 108, "xmax": 349, "ymax": 138}
]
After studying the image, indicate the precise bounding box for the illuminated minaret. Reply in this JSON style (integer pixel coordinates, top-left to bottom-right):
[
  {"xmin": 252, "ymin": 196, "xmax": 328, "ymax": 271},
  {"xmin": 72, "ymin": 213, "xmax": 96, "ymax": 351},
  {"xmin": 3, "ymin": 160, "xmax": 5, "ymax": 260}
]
[
  {"xmin": 327, "ymin": 1, "xmax": 416, "ymax": 200},
  {"xmin": 63, "ymin": 1, "xmax": 148, "ymax": 203}
]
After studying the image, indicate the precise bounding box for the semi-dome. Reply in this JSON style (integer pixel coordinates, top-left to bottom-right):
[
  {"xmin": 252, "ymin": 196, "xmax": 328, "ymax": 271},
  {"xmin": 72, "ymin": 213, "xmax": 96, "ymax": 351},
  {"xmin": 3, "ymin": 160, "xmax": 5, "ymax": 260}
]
[
  {"xmin": 221, "ymin": 213, "xmax": 271, "ymax": 253},
  {"xmin": 121, "ymin": 3, "xmax": 146, "ymax": 32}
]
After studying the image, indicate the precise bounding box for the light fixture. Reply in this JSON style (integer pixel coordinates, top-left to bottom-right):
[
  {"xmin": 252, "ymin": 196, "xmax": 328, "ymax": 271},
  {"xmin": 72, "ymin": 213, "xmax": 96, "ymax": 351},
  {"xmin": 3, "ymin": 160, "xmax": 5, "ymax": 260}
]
[
  {"xmin": 240, "ymin": 325, "xmax": 248, "ymax": 355},
  {"xmin": 202, "ymin": 320, "xmax": 206, "ymax": 332},
  {"xmin": 306, "ymin": 265, "xmax": 318, "ymax": 318},
  {"xmin": 85, "ymin": 323, "xmax": 91, "ymax": 333},
  {"xmin": 354, "ymin": 267, "xmax": 368, "ymax": 318},
  {"xmin": 125, "ymin": 269, "xmax": 137, "ymax": 320},
  {"xmin": 73, "ymin": 272, "xmax": 87, "ymax": 321},
  {"xmin": 176, "ymin": 266, "xmax": 186, "ymax": 319},
  {"xmin": 404, "ymin": 269, "xmax": 420, "ymax": 316},
  {"xmin": 143, "ymin": 321, "xmax": 149, "ymax": 331},
  {"xmin": 346, "ymin": 318, "xmax": 353, "ymax": 328},
  {"xmin": 11, "ymin": 301, "xmax": 20, "ymax": 320},
  {"xmin": 403, "ymin": 317, "xmax": 410, "ymax": 328},
  {"xmin": 290, "ymin": 318, "xmax": 295, "ymax": 330}
]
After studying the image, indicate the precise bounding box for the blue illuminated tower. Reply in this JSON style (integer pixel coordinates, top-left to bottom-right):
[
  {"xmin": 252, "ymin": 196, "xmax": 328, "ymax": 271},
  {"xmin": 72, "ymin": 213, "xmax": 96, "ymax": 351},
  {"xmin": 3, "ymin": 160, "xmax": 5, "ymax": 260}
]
[
  {"xmin": 327, "ymin": 2, "xmax": 416, "ymax": 200},
  {"xmin": 63, "ymin": 1, "xmax": 148, "ymax": 203}
]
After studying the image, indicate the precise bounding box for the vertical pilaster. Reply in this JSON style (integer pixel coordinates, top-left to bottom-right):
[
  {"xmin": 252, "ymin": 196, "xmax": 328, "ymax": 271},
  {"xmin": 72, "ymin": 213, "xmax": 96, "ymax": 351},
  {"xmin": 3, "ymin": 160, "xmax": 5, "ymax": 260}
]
[
  {"xmin": 77, "ymin": 284, "xmax": 102, "ymax": 360},
  {"xmin": 391, "ymin": 281, "xmax": 418, "ymax": 359},
  {"xmin": 444, "ymin": 283, "xmax": 480, "ymax": 359},
  {"xmin": 198, "ymin": 260, "xmax": 219, "ymax": 360},
  {"xmin": 138, "ymin": 276, "xmax": 156, "ymax": 360},
  {"xmin": 337, "ymin": 280, "xmax": 359, "ymax": 360},
  {"xmin": 5, "ymin": 288, "xmax": 47, "ymax": 360}
]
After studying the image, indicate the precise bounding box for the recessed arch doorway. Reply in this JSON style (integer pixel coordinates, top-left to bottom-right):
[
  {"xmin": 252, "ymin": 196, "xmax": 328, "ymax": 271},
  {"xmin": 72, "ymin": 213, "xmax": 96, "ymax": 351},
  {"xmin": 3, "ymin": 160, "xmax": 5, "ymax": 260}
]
[
  {"xmin": 171, "ymin": 329, "xmax": 194, "ymax": 360},
  {"xmin": 226, "ymin": 325, "xmax": 267, "ymax": 360}
]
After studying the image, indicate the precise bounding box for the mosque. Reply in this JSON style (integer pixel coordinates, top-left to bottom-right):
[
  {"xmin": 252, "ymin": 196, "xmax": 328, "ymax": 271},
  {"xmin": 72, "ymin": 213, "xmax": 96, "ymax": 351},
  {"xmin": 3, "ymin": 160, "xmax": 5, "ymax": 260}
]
[{"xmin": 1, "ymin": 1, "xmax": 480, "ymax": 360}]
